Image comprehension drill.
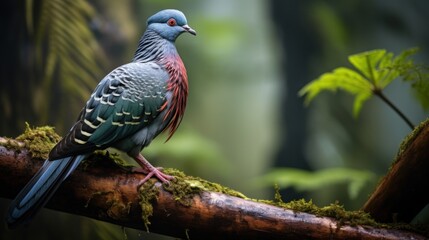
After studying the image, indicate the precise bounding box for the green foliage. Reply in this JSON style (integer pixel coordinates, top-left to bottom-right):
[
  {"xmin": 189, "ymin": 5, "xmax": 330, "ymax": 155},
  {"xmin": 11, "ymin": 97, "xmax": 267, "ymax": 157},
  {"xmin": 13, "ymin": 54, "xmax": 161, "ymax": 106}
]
[
  {"xmin": 29, "ymin": 0, "xmax": 104, "ymax": 123},
  {"xmin": 258, "ymin": 167, "xmax": 376, "ymax": 199},
  {"xmin": 395, "ymin": 62, "xmax": 429, "ymax": 110},
  {"xmin": 299, "ymin": 48, "xmax": 423, "ymax": 116}
]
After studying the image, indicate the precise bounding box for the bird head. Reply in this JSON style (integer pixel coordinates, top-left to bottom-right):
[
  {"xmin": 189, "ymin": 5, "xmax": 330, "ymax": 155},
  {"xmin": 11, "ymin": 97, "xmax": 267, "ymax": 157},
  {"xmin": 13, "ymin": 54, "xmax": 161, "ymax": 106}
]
[{"xmin": 147, "ymin": 9, "xmax": 196, "ymax": 42}]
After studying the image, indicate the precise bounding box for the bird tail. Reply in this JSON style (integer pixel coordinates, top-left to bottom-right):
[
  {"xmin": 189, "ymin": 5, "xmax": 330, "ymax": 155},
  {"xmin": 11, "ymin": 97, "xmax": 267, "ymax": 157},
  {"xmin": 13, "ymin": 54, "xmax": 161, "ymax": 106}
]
[{"xmin": 6, "ymin": 155, "xmax": 85, "ymax": 228}]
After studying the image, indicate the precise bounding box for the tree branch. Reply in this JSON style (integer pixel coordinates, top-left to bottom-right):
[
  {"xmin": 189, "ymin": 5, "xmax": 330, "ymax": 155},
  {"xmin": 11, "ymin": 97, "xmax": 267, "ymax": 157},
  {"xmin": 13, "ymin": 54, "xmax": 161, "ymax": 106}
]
[
  {"xmin": 0, "ymin": 137, "xmax": 425, "ymax": 239},
  {"xmin": 363, "ymin": 119, "xmax": 429, "ymax": 222}
]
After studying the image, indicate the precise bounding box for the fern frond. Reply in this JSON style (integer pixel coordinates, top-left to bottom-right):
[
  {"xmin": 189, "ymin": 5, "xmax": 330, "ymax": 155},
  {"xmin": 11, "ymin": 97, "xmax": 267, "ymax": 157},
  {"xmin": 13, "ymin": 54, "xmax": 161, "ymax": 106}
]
[
  {"xmin": 31, "ymin": 0, "xmax": 104, "ymax": 126},
  {"xmin": 299, "ymin": 67, "xmax": 372, "ymax": 116},
  {"xmin": 398, "ymin": 63, "xmax": 429, "ymax": 110}
]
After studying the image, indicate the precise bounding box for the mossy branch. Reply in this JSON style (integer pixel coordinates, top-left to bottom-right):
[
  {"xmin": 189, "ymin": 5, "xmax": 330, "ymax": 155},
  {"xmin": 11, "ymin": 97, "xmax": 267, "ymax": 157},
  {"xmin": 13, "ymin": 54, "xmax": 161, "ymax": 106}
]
[
  {"xmin": 0, "ymin": 127, "xmax": 427, "ymax": 239},
  {"xmin": 363, "ymin": 118, "xmax": 429, "ymax": 222}
]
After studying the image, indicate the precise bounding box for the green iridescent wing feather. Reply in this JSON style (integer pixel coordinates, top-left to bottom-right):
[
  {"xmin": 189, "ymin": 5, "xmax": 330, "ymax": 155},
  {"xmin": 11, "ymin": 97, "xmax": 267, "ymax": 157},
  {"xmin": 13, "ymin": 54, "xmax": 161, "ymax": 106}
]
[{"xmin": 49, "ymin": 62, "xmax": 169, "ymax": 159}]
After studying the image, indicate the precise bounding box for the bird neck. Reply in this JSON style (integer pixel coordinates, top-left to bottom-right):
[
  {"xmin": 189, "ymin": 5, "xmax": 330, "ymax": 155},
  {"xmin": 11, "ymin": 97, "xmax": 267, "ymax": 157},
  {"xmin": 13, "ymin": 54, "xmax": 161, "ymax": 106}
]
[{"xmin": 133, "ymin": 29, "xmax": 178, "ymax": 63}]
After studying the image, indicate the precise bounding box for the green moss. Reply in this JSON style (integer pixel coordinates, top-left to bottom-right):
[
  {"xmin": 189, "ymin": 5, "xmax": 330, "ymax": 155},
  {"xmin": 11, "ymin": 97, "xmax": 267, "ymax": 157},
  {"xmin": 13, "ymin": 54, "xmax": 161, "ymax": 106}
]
[
  {"xmin": 136, "ymin": 168, "xmax": 247, "ymax": 231},
  {"xmin": 273, "ymin": 183, "xmax": 283, "ymax": 204},
  {"xmin": 284, "ymin": 199, "xmax": 321, "ymax": 214},
  {"xmin": 138, "ymin": 180, "xmax": 160, "ymax": 231},
  {"xmin": 258, "ymin": 197, "xmax": 380, "ymax": 228},
  {"xmin": 162, "ymin": 168, "xmax": 247, "ymax": 204},
  {"xmin": 316, "ymin": 202, "xmax": 378, "ymax": 227},
  {"xmin": 396, "ymin": 118, "xmax": 429, "ymax": 164},
  {"xmin": 14, "ymin": 123, "xmax": 61, "ymax": 159},
  {"xmin": 261, "ymin": 190, "xmax": 428, "ymax": 236}
]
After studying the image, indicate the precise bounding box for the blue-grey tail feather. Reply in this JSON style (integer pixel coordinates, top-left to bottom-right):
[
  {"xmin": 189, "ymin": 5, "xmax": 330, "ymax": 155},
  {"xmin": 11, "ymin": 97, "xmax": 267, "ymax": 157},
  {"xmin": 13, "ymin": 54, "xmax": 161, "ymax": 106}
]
[{"xmin": 6, "ymin": 155, "xmax": 85, "ymax": 228}]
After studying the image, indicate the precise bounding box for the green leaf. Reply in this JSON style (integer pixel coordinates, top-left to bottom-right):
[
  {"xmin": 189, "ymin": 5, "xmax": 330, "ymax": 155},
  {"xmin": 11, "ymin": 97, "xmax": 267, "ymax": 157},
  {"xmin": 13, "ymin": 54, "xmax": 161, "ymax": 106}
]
[
  {"xmin": 352, "ymin": 92, "xmax": 372, "ymax": 117},
  {"xmin": 379, "ymin": 48, "xmax": 419, "ymax": 88},
  {"xmin": 348, "ymin": 49, "xmax": 386, "ymax": 84},
  {"xmin": 393, "ymin": 47, "xmax": 419, "ymax": 65},
  {"xmin": 413, "ymin": 79, "xmax": 429, "ymax": 110},
  {"xmin": 299, "ymin": 67, "xmax": 372, "ymax": 116},
  {"xmin": 377, "ymin": 52, "xmax": 396, "ymax": 88},
  {"xmin": 399, "ymin": 63, "xmax": 429, "ymax": 110},
  {"xmin": 258, "ymin": 167, "xmax": 376, "ymax": 199},
  {"xmin": 347, "ymin": 48, "xmax": 419, "ymax": 89}
]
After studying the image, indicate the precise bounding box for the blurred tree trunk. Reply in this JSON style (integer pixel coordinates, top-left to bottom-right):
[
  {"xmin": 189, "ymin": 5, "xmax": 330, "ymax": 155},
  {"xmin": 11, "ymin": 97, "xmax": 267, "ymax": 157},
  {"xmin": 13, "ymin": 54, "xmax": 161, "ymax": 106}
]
[{"xmin": 269, "ymin": 0, "xmax": 317, "ymax": 201}]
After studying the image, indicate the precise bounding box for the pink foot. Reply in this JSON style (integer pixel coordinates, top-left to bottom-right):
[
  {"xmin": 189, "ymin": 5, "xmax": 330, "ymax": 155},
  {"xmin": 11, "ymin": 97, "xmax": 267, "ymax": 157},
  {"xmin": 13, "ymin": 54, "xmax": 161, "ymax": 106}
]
[{"xmin": 132, "ymin": 154, "xmax": 174, "ymax": 185}]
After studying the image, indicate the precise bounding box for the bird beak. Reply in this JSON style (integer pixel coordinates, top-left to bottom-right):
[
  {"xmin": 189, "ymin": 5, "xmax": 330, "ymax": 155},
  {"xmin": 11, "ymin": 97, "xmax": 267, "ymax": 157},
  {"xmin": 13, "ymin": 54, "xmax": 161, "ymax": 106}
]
[{"xmin": 183, "ymin": 25, "xmax": 197, "ymax": 36}]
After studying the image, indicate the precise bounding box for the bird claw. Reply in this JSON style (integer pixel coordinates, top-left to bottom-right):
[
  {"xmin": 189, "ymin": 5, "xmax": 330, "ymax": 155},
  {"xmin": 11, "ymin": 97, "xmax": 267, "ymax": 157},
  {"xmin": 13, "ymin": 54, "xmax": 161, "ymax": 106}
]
[
  {"xmin": 132, "ymin": 166, "xmax": 174, "ymax": 185},
  {"xmin": 132, "ymin": 154, "xmax": 174, "ymax": 186}
]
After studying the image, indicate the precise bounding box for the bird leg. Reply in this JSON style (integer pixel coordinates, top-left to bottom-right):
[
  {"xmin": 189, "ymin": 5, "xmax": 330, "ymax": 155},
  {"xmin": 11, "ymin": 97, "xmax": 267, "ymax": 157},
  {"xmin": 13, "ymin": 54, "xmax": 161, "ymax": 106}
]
[{"xmin": 132, "ymin": 154, "xmax": 174, "ymax": 185}]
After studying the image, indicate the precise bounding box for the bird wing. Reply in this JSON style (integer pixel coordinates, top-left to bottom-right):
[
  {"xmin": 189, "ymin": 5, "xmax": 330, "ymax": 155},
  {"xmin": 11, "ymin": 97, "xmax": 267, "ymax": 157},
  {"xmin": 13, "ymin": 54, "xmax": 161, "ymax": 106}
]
[{"xmin": 49, "ymin": 62, "xmax": 169, "ymax": 160}]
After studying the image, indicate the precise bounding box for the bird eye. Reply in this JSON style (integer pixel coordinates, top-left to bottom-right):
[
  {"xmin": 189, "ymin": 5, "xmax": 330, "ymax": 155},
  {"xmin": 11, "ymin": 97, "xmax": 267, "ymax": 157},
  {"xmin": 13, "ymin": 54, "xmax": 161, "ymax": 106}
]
[{"xmin": 167, "ymin": 18, "xmax": 176, "ymax": 26}]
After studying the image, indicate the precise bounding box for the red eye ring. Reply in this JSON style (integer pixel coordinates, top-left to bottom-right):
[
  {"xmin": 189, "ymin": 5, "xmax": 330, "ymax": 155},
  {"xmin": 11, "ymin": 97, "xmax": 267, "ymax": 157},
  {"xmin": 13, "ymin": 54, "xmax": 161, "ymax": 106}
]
[{"xmin": 167, "ymin": 18, "xmax": 176, "ymax": 26}]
